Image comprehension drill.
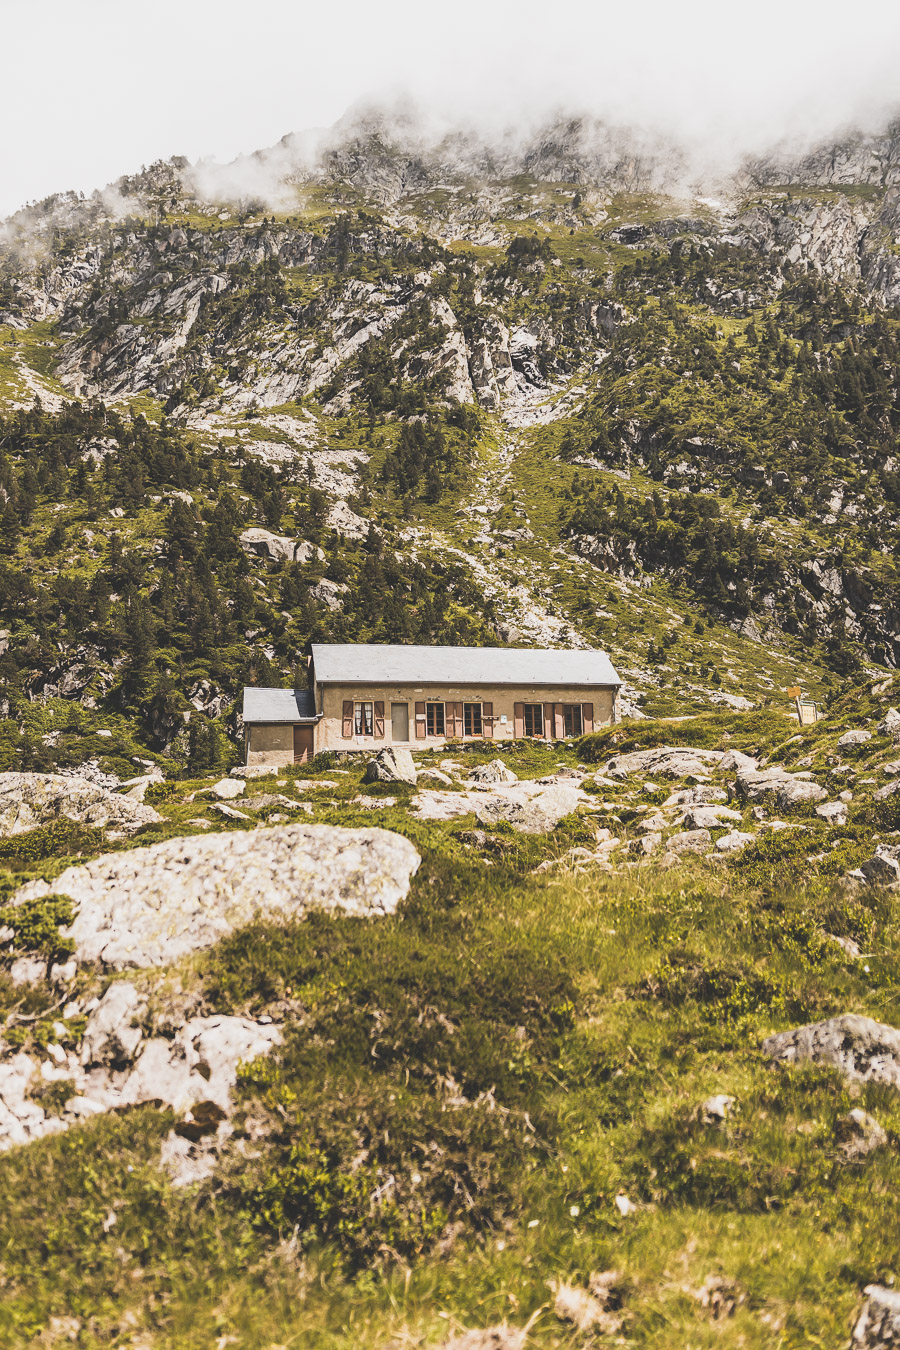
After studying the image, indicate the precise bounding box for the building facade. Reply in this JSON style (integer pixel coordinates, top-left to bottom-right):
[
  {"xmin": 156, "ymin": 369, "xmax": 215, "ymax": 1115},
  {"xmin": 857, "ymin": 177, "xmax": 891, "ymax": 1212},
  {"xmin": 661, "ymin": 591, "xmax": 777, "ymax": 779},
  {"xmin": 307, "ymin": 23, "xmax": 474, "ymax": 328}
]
[{"xmin": 243, "ymin": 643, "xmax": 621, "ymax": 766}]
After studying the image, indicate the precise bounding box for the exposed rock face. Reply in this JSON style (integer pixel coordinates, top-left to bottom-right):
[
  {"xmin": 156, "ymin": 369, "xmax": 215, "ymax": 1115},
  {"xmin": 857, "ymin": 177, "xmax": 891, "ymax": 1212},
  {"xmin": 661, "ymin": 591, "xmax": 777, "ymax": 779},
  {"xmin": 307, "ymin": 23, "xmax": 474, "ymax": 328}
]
[
  {"xmin": 468, "ymin": 759, "xmax": 518, "ymax": 786},
  {"xmin": 606, "ymin": 746, "xmax": 724, "ymax": 779},
  {"xmin": 0, "ymin": 771, "xmax": 161, "ymax": 837},
  {"xmin": 362, "ymin": 746, "xmax": 417, "ymax": 786},
  {"xmin": 80, "ymin": 982, "xmax": 146, "ymax": 1066},
  {"xmin": 11, "ymin": 824, "xmax": 421, "ymax": 969},
  {"xmin": 0, "ymin": 1010, "xmax": 282, "ymax": 1152},
  {"xmin": 113, "ymin": 1015, "xmax": 282, "ymax": 1113},
  {"xmin": 763, "ymin": 1014, "xmax": 900, "ymax": 1086},
  {"xmin": 238, "ymin": 527, "xmax": 321, "ymax": 564}
]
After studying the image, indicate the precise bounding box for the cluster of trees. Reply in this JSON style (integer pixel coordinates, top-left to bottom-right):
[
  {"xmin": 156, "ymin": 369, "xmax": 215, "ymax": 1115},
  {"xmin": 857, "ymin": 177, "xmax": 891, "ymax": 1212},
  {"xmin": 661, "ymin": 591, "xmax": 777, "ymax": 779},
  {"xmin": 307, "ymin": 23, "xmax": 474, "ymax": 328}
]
[
  {"xmin": 0, "ymin": 402, "xmax": 498, "ymax": 760},
  {"xmin": 563, "ymin": 484, "xmax": 781, "ymax": 612}
]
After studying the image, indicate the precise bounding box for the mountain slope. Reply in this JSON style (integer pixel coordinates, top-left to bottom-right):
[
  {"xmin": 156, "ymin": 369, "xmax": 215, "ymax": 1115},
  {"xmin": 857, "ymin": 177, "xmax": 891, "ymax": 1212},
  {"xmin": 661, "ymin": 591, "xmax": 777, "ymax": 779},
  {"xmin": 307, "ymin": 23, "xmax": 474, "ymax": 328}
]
[{"xmin": 1, "ymin": 111, "xmax": 899, "ymax": 766}]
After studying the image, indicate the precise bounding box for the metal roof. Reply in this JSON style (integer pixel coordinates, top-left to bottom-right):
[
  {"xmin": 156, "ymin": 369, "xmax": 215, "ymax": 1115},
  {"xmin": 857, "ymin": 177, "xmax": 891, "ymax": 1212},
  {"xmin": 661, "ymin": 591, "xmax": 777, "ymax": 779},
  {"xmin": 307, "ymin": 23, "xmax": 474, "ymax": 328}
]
[
  {"xmin": 310, "ymin": 643, "xmax": 621, "ymax": 687},
  {"xmin": 242, "ymin": 687, "xmax": 318, "ymax": 723}
]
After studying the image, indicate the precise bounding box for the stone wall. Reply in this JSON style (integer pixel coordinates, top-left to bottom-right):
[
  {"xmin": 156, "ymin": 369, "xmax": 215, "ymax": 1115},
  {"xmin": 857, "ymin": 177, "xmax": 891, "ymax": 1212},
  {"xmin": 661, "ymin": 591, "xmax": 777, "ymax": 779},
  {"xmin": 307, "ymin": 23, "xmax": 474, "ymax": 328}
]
[
  {"xmin": 316, "ymin": 682, "xmax": 618, "ymax": 752},
  {"xmin": 246, "ymin": 723, "xmax": 294, "ymax": 767}
]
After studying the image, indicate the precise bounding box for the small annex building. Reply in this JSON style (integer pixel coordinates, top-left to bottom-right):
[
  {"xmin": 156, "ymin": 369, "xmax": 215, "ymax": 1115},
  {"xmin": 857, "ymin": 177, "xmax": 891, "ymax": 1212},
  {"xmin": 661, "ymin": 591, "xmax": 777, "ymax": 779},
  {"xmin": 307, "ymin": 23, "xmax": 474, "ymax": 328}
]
[
  {"xmin": 242, "ymin": 643, "xmax": 622, "ymax": 767},
  {"xmin": 241, "ymin": 639, "xmax": 620, "ymax": 766}
]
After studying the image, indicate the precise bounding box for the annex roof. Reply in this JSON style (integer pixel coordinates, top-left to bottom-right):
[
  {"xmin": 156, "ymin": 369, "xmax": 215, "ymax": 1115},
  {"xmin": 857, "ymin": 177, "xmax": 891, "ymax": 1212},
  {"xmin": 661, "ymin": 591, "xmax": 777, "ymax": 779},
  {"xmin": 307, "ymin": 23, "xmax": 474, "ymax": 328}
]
[
  {"xmin": 242, "ymin": 687, "xmax": 318, "ymax": 723},
  {"xmin": 309, "ymin": 643, "xmax": 621, "ymax": 688}
]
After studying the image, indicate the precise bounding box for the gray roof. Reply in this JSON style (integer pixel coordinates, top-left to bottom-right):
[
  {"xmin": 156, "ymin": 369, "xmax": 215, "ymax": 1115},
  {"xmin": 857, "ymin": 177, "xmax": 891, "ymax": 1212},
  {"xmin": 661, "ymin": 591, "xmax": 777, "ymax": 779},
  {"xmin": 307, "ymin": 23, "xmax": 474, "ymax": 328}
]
[
  {"xmin": 242, "ymin": 687, "xmax": 318, "ymax": 723},
  {"xmin": 310, "ymin": 643, "xmax": 621, "ymax": 688}
]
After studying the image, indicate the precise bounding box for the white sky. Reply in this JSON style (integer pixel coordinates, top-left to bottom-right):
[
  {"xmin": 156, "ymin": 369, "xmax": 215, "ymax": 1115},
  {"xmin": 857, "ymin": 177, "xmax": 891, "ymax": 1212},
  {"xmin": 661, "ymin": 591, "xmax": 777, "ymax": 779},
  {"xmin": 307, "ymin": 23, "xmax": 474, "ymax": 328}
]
[{"xmin": 3, "ymin": 0, "xmax": 900, "ymax": 215}]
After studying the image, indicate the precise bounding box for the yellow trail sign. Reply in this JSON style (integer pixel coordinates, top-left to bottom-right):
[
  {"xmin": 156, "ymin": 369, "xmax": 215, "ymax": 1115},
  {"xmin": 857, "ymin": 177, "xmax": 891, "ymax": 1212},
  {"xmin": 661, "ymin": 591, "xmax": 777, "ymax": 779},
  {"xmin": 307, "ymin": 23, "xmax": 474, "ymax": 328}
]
[{"xmin": 786, "ymin": 686, "xmax": 802, "ymax": 698}]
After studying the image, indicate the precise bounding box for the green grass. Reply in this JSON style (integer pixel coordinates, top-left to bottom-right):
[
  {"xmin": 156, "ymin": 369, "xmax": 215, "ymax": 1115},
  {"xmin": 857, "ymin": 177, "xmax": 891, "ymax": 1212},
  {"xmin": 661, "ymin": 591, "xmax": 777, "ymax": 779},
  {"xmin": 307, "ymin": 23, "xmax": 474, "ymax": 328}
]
[{"xmin": 1, "ymin": 721, "xmax": 899, "ymax": 1346}]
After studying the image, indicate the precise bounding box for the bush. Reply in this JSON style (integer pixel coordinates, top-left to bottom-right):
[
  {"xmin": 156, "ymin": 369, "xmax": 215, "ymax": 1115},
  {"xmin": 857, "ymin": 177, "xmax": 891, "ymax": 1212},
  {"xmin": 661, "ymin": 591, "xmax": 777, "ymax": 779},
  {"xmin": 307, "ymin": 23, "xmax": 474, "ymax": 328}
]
[
  {"xmin": 0, "ymin": 821, "xmax": 105, "ymax": 862},
  {"xmin": 0, "ymin": 892, "xmax": 75, "ymax": 961}
]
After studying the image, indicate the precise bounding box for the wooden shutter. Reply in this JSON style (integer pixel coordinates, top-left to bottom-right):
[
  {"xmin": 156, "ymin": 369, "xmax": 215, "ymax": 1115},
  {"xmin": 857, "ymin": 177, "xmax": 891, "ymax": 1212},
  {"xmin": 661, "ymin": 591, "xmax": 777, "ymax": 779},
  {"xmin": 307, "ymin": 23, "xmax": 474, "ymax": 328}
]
[
  {"xmin": 415, "ymin": 701, "xmax": 427, "ymax": 739},
  {"xmin": 514, "ymin": 702, "xmax": 524, "ymax": 737},
  {"xmin": 543, "ymin": 702, "xmax": 555, "ymax": 740},
  {"xmin": 448, "ymin": 701, "xmax": 463, "ymax": 737},
  {"xmin": 554, "ymin": 703, "xmax": 565, "ymax": 738},
  {"xmin": 373, "ymin": 701, "xmax": 385, "ymax": 738},
  {"xmin": 482, "ymin": 702, "xmax": 493, "ymax": 738},
  {"xmin": 342, "ymin": 700, "xmax": 353, "ymax": 738},
  {"xmin": 582, "ymin": 702, "xmax": 594, "ymax": 733}
]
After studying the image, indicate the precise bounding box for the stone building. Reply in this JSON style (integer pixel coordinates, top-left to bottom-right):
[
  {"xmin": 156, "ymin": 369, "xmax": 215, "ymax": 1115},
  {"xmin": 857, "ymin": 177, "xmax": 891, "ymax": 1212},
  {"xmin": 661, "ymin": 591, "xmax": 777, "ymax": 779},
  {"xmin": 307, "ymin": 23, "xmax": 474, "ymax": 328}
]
[{"xmin": 242, "ymin": 643, "xmax": 622, "ymax": 767}]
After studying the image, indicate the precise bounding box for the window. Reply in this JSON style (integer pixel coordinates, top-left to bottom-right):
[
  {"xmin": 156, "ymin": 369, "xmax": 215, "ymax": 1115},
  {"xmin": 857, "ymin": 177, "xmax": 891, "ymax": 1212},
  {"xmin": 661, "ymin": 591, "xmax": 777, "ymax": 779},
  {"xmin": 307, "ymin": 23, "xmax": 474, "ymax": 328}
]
[
  {"xmin": 354, "ymin": 701, "xmax": 374, "ymax": 736},
  {"xmin": 426, "ymin": 702, "xmax": 445, "ymax": 736},
  {"xmin": 463, "ymin": 702, "xmax": 482, "ymax": 737},
  {"xmin": 563, "ymin": 704, "xmax": 583, "ymax": 737},
  {"xmin": 523, "ymin": 703, "xmax": 544, "ymax": 737}
]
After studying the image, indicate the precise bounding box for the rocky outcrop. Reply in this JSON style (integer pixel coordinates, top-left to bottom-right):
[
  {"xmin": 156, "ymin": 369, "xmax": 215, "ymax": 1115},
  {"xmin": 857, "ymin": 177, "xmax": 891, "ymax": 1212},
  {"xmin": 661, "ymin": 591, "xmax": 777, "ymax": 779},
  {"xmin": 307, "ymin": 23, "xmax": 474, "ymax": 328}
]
[
  {"xmin": 0, "ymin": 995, "xmax": 282, "ymax": 1153},
  {"xmin": 852, "ymin": 1286, "xmax": 900, "ymax": 1347},
  {"xmin": 0, "ymin": 772, "xmax": 161, "ymax": 837},
  {"xmin": 763, "ymin": 1014, "xmax": 900, "ymax": 1087},
  {"xmin": 734, "ymin": 767, "xmax": 827, "ymax": 809},
  {"xmin": 11, "ymin": 824, "xmax": 421, "ymax": 969},
  {"xmin": 468, "ymin": 759, "xmax": 518, "ymax": 786},
  {"xmin": 239, "ymin": 528, "xmax": 322, "ymax": 564},
  {"xmin": 413, "ymin": 780, "xmax": 582, "ymax": 832},
  {"xmin": 363, "ymin": 746, "xmax": 417, "ymax": 786},
  {"xmin": 606, "ymin": 746, "xmax": 724, "ymax": 779},
  {"xmin": 476, "ymin": 783, "xmax": 580, "ymax": 833},
  {"xmin": 836, "ymin": 1109, "xmax": 888, "ymax": 1161}
]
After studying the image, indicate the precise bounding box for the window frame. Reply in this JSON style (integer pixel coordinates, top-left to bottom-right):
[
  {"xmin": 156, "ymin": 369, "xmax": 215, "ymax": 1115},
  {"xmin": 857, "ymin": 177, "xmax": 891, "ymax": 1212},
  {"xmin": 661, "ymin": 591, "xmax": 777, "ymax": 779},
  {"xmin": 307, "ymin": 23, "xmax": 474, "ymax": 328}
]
[
  {"xmin": 425, "ymin": 702, "xmax": 446, "ymax": 736},
  {"xmin": 463, "ymin": 702, "xmax": 483, "ymax": 737},
  {"xmin": 523, "ymin": 703, "xmax": 544, "ymax": 737},
  {"xmin": 354, "ymin": 701, "xmax": 374, "ymax": 736},
  {"xmin": 563, "ymin": 704, "xmax": 583, "ymax": 737}
]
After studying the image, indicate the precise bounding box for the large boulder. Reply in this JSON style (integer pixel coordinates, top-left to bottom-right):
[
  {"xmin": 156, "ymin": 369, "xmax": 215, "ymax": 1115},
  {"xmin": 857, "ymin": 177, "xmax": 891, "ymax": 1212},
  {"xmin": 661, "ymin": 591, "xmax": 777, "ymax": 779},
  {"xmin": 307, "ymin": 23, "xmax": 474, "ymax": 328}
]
[
  {"xmin": 238, "ymin": 527, "xmax": 321, "ymax": 564},
  {"xmin": 475, "ymin": 783, "xmax": 580, "ymax": 834},
  {"xmin": 734, "ymin": 767, "xmax": 827, "ymax": 810},
  {"xmin": 363, "ymin": 746, "xmax": 417, "ymax": 786},
  {"xmin": 664, "ymin": 828, "xmax": 712, "ymax": 854},
  {"xmin": 860, "ymin": 849, "xmax": 900, "ymax": 889},
  {"xmin": 838, "ymin": 729, "xmax": 873, "ymax": 749},
  {"xmin": 762, "ymin": 1014, "xmax": 900, "ymax": 1087},
  {"xmin": 683, "ymin": 805, "xmax": 743, "ymax": 830},
  {"xmin": 0, "ymin": 772, "xmax": 161, "ymax": 838},
  {"xmin": 852, "ymin": 1286, "xmax": 900, "ymax": 1347},
  {"xmin": 816, "ymin": 800, "xmax": 849, "ymax": 826},
  {"xmin": 468, "ymin": 759, "xmax": 518, "ymax": 787},
  {"xmin": 606, "ymin": 746, "xmax": 724, "ymax": 780},
  {"xmin": 11, "ymin": 824, "xmax": 421, "ymax": 969},
  {"xmin": 719, "ymin": 749, "xmax": 759, "ymax": 773}
]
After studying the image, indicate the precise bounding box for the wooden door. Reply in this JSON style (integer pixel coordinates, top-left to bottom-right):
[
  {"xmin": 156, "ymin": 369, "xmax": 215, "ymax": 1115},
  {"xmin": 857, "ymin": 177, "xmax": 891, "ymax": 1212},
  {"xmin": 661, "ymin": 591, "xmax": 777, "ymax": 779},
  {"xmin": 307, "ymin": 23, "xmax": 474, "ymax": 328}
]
[
  {"xmin": 391, "ymin": 702, "xmax": 409, "ymax": 741},
  {"xmin": 293, "ymin": 725, "xmax": 314, "ymax": 763}
]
